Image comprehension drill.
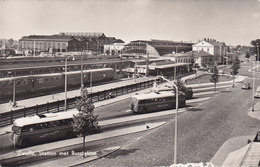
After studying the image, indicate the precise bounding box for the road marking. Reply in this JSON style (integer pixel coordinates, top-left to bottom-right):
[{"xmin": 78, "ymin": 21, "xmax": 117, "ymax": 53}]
[
  {"xmin": 187, "ymin": 97, "xmax": 211, "ymax": 103},
  {"xmin": 193, "ymin": 85, "xmax": 232, "ymax": 92},
  {"xmin": 194, "ymin": 91, "xmax": 217, "ymax": 96}
]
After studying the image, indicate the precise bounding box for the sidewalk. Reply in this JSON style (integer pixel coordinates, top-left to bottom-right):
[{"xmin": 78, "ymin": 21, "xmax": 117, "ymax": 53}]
[
  {"xmin": 0, "ymin": 74, "xmax": 250, "ymax": 166},
  {"xmin": 210, "ymin": 102, "xmax": 260, "ymax": 166},
  {"xmin": 0, "ymin": 74, "xmax": 247, "ymax": 135},
  {"xmin": 0, "ymin": 77, "xmax": 153, "ymax": 114},
  {"xmin": 0, "ymin": 122, "xmax": 166, "ymax": 167}
]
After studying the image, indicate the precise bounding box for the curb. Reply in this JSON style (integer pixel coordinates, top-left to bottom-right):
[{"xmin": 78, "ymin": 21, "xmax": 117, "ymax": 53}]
[
  {"xmin": 68, "ymin": 146, "xmax": 121, "ymax": 167},
  {"xmin": 1, "ymin": 122, "xmax": 166, "ymax": 167}
]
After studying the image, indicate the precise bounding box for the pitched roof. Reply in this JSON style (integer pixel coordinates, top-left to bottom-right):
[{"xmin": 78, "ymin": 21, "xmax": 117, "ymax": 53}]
[
  {"xmin": 20, "ymin": 35, "xmax": 75, "ymax": 42},
  {"xmin": 59, "ymin": 32, "xmax": 104, "ymax": 37},
  {"xmin": 150, "ymin": 61, "xmax": 175, "ymax": 66},
  {"xmin": 187, "ymin": 50, "xmax": 213, "ymax": 57},
  {"xmin": 193, "ymin": 40, "xmax": 226, "ymax": 47},
  {"xmin": 207, "ymin": 41, "xmax": 226, "ymax": 47},
  {"xmin": 223, "ymin": 142, "xmax": 260, "ymax": 167}
]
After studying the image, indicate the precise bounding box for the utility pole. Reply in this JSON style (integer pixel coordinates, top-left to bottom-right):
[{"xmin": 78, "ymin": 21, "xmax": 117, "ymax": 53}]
[
  {"xmin": 146, "ymin": 51, "xmax": 149, "ymax": 77},
  {"xmin": 155, "ymin": 76, "xmax": 179, "ymax": 164},
  {"xmin": 33, "ymin": 40, "xmax": 36, "ymax": 57},
  {"xmin": 81, "ymin": 46, "xmax": 83, "ymax": 88},
  {"xmin": 252, "ymin": 59, "xmax": 256, "ymax": 111},
  {"xmin": 13, "ymin": 77, "xmax": 16, "ymax": 107},
  {"xmin": 64, "ymin": 56, "xmax": 75, "ymax": 111}
]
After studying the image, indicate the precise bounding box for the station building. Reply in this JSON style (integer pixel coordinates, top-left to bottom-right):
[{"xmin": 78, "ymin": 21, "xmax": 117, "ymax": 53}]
[
  {"xmin": 122, "ymin": 39, "xmax": 193, "ymax": 58},
  {"xmin": 192, "ymin": 38, "xmax": 227, "ymax": 64},
  {"xmin": 103, "ymin": 42, "xmax": 125, "ymax": 56},
  {"xmin": 19, "ymin": 32, "xmax": 124, "ymax": 56}
]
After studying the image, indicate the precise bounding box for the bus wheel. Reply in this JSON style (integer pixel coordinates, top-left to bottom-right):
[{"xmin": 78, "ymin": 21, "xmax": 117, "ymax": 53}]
[
  {"xmin": 140, "ymin": 108, "xmax": 147, "ymax": 113},
  {"xmin": 21, "ymin": 139, "xmax": 31, "ymax": 148},
  {"xmin": 179, "ymin": 102, "xmax": 186, "ymax": 107}
]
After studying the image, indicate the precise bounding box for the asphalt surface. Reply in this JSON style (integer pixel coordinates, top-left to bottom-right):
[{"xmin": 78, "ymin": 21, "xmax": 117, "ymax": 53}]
[
  {"xmin": 79, "ymin": 63, "xmax": 260, "ymax": 166},
  {"xmin": 1, "ymin": 63, "xmax": 254, "ymax": 166}
]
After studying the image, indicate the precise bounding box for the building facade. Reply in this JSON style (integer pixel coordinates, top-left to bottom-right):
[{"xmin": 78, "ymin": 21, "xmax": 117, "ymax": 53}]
[
  {"xmin": 103, "ymin": 43, "xmax": 125, "ymax": 56},
  {"xmin": 122, "ymin": 39, "xmax": 193, "ymax": 58},
  {"xmin": 162, "ymin": 53, "xmax": 194, "ymax": 64},
  {"xmin": 192, "ymin": 38, "xmax": 227, "ymax": 64},
  {"xmin": 19, "ymin": 32, "xmax": 123, "ymax": 56},
  {"xmin": 188, "ymin": 50, "xmax": 214, "ymax": 67}
]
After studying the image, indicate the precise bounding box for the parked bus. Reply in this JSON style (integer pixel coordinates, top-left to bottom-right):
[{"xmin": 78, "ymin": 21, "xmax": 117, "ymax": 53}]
[
  {"xmin": 130, "ymin": 91, "xmax": 186, "ymax": 113},
  {"xmin": 10, "ymin": 110, "xmax": 79, "ymax": 148}
]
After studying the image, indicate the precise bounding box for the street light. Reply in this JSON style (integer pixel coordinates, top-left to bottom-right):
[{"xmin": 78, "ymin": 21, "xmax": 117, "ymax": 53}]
[
  {"xmin": 252, "ymin": 58, "xmax": 256, "ymax": 111},
  {"xmin": 146, "ymin": 49, "xmax": 149, "ymax": 77},
  {"xmin": 11, "ymin": 76, "xmax": 16, "ymax": 107},
  {"xmin": 253, "ymin": 43, "xmax": 260, "ymax": 111},
  {"xmin": 64, "ymin": 55, "xmax": 75, "ymax": 111},
  {"xmin": 155, "ymin": 75, "xmax": 178, "ymax": 164},
  {"xmin": 81, "ymin": 47, "xmax": 83, "ymax": 88}
]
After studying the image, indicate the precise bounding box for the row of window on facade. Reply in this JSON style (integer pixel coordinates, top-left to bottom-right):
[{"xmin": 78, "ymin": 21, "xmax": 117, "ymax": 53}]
[
  {"xmin": 20, "ymin": 41, "xmax": 68, "ymax": 49},
  {"xmin": 176, "ymin": 58, "xmax": 193, "ymax": 63}
]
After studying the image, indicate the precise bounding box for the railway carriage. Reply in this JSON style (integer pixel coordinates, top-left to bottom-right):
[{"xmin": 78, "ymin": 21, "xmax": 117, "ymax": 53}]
[
  {"xmin": 0, "ymin": 68, "xmax": 115, "ymax": 99},
  {"xmin": 0, "ymin": 76, "xmax": 33, "ymax": 97},
  {"xmin": 31, "ymin": 73, "xmax": 63, "ymax": 91}
]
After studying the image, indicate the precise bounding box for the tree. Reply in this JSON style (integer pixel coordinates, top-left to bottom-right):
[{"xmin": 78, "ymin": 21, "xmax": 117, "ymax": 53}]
[
  {"xmin": 245, "ymin": 52, "xmax": 250, "ymax": 59},
  {"xmin": 174, "ymin": 78, "xmax": 187, "ymax": 92},
  {"xmin": 209, "ymin": 64, "xmax": 219, "ymax": 92},
  {"xmin": 250, "ymin": 39, "xmax": 260, "ymax": 60},
  {"xmin": 230, "ymin": 56, "xmax": 240, "ymax": 87},
  {"xmin": 72, "ymin": 88, "xmax": 101, "ymax": 157}
]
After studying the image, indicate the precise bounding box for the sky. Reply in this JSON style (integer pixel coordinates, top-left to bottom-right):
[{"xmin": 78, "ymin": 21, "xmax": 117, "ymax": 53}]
[{"xmin": 0, "ymin": 0, "xmax": 259, "ymax": 46}]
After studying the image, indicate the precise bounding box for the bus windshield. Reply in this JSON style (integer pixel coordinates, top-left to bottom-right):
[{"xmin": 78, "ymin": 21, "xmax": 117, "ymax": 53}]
[{"xmin": 12, "ymin": 125, "xmax": 22, "ymax": 134}]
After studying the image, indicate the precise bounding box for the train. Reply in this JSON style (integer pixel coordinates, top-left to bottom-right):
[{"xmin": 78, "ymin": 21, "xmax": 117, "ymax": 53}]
[{"xmin": 0, "ymin": 68, "xmax": 114, "ymax": 98}]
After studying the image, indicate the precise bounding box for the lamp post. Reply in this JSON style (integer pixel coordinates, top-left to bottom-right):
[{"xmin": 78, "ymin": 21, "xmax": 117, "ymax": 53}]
[
  {"xmin": 12, "ymin": 76, "xmax": 16, "ymax": 107},
  {"xmin": 64, "ymin": 55, "xmax": 75, "ymax": 111},
  {"xmin": 252, "ymin": 58, "xmax": 256, "ymax": 111},
  {"xmin": 253, "ymin": 43, "xmax": 260, "ymax": 111},
  {"xmin": 146, "ymin": 52, "xmax": 149, "ymax": 77},
  {"xmin": 81, "ymin": 47, "xmax": 83, "ymax": 88},
  {"xmin": 90, "ymin": 70, "xmax": 92, "ymax": 93},
  {"xmin": 155, "ymin": 75, "xmax": 178, "ymax": 164}
]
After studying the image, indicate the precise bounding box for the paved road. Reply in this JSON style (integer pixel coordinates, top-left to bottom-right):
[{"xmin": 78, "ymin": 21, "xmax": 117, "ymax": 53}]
[
  {"xmin": 82, "ymin": 63, "xmax": 260, "ymax": 166},
  {"xmin": 0, "ymin": 88, "xmax": 215, "ymax": 155}
]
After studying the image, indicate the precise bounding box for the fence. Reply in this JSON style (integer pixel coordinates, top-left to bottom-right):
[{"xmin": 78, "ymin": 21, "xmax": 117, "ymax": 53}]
[{"xmin": 0, "ymin": 79, "xmax": 160, "ymax": 127}]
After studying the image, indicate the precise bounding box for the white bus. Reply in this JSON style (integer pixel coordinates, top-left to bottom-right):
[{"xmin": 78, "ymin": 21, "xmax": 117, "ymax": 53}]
[
  {"xmin": 10, "ymin": 110, "xmax": 79, "ymax": 148},
  {"xmin": 130, "ymin": 91, "xmax": 186, "ymax": 113}
]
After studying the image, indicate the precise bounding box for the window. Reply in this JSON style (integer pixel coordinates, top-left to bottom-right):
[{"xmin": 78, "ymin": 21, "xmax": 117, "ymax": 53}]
[
  {"xmin": 38, "ymin": 78, "xmax": 44, "ymax": 83},
  {"xmin": 207, "ymin": 48, "xmax": 209, "ymax": 52},
  {"xmin": 2, "ymin": 82, "xmax": 7, "ymax": 87}
]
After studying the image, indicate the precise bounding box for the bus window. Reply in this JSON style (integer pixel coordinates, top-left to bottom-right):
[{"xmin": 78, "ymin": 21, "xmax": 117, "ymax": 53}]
[{"xmin": 130, "ymin": 91, "xmax": 186, "ymax": 113}]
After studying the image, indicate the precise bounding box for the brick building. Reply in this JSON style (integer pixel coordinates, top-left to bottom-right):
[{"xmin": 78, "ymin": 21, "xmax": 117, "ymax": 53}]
[{"xmin": 19, "ymin": 32, "xmax": 123, "ymax": 56}]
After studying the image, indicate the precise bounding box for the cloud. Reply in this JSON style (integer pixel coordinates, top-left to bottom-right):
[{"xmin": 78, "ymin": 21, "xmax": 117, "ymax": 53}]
[{"xmin": 252, "ymin": 13, "xmax": 260, "ymax": 19}]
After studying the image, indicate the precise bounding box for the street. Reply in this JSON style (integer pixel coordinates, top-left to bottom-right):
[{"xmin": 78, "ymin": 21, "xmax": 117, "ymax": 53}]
[
  {"xmin": 1, "ymin": 62, "xmax": 259, "ymax": 166},
  {"xmin": 84, "ymin": 62, "xmax": 260, "ymax": 166}
]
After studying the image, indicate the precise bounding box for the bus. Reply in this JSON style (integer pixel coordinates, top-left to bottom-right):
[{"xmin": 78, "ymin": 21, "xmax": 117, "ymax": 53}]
[
  {"xmin": 10, "ymin": 110, "xmax": 79, "ymax": 148},
  {"xmin": 130, "ymin": 91, "xmax": 186, "ymax": 113}
]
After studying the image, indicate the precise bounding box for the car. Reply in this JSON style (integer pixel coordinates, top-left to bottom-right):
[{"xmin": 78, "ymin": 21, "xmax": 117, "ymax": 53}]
[
  {"xmin": 242, "ymin": 83, "xmax": 250, "ymax": 90},
  {"xmin": 183, "ymin": 87, "xmax": 193, "ymax": 99},
  {"xmin": 254, "ymin": 86, "xmax": 260, "ymax": 98},
  {"xmin": 219, "ymin": 69, "xmax": 224, "ymax": 74},
  {"xmin": 107, "ymin": 92, "xmax": 116, "ymax": 99}
]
